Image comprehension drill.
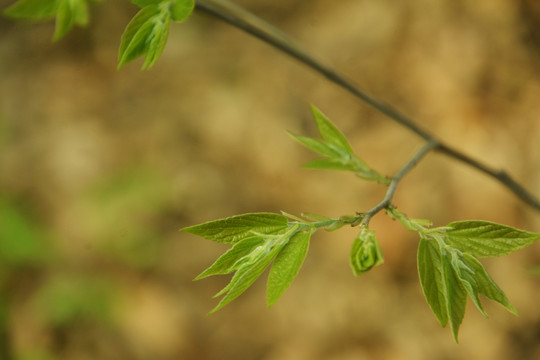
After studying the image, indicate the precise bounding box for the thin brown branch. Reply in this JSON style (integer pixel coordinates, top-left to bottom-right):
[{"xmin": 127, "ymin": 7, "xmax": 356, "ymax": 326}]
[
  {"xmin": 436, "ymin": 144, "xmax": 540, "ymax": 210},
  {"xmin": 362, "ymin": 140, "xmax": 439, "ymax": 224},
  {"xmin": 194, "ymin": 0, "xmax": 540, "ymax": 213}
]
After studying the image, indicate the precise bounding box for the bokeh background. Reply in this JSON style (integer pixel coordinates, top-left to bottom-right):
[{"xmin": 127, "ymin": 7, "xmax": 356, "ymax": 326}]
[{"xmin": 1, "ymin": 0, "xmax": 540, "ymax": 359}]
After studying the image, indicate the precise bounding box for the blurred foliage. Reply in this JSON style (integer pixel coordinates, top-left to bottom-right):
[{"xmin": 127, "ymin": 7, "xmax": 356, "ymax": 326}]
[
  {"xmin": 0, "ymin": 198, "xmax": 52, "ymax": 267},
  {"xmin": 79, "ymin": 167, "xmax": 170, "ymax": 268},
  {"xmin": 32, "ymin": 274, "xmax": 116, "ymax": 327}
]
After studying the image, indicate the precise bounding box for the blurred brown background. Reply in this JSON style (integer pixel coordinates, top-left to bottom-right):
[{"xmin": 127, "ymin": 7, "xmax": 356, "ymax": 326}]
[{"xmin": 1, "ymin": 0, "xmax": 540, "ymax": 359}]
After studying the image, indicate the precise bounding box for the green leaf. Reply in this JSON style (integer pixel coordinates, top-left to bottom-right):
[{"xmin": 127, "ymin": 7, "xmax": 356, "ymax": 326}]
[
  {"xmin": 142, "ymin": 15, "xmax": 170, "ymax": 69},
  {"xmin": 280, "ymin": 211, "xmax": 309, "ymax": 225},
  {"xmin": 324, "ymin": 220, "xmax": 346, "ymax": 231},
  {"xmin": 267, "ymin": 230, "xmax": 311, "ymax": 306},
  {"xmin": 289, "ymin": 106, "xmax": 388, "ymax": 183},
  {"xmin": 169, "ymin": 0, "xmax": 194, "ymax": 22},
  {"xmin": 449, "ymin": 250, "xmax": 487, "ymax": 317},
  {"xmin": 118, "ymin": 6, "xmax": 160, "ymax": 66},
  {"xmin": 300, "ymin": 213, "xmax": 332, "ymax": 222},
  {"xmin": 298, "ymin": 213, "xmax": 345, "ymax": 231},
  {"xmin": 132, "ymin": 0, "xmax": 194, "ymax": 20},
  {"xmin": 387, "ymin": 207, "xmax": 432, "ymax": 232},
  {"xmin": 419, "ymin": 233, "xmax": 519, "ymax": 341},
  {"xmin": 4, "ymin": 0, "xmax": 94, "ymax": 41},
  {"xmin": 302, "ymin": 158, "xmax": 355, "ymax": 171},
  {"xmin": 182, "ymin": 213, "xmax": 288, "ymax": 244},
  {"xmin": 442, "ymin": 250, "xmax": 468, "ymax": 342},
  {"xmin": 310, "ymin": 105, "xmax": 354, "ymax": 154},
  {"xmin": 132, "ymin": 0, "xmax": 163, "ymax": 7},
  {"xmin": 118, "ymin": 5, "xmax": 170, "ymax": 70},
  {"xmin": 417, "ymin": 236, "xmax": 448, "ymax": 326},
  {"xmin": 209, "ymin": 237, "xmax": 288, "ymax": 313},
  {"xmin": 118, "ymin": 0, "xmax": 194, "ymax": 69},
  {"xmin": 3, "ymin": 0, "xmax": 59, "ymax": 19},
  {"xmin": 459, "ymin": 253, "xmax": 517, "ymax": 315},
  {"xmin": 287, "ymin": 132, "xmax": 342, "ymax": 158},
  {"xmin": 53, "ymin": 0, "xmax": 89, "ymax": 41},
  {"xmin": 194, "ymin": 236, "xmax": 264, "ymax": 280},
  {"xmin": 350, "ymin": 227, "xmax": 384, "ymax": 276},
  {"xmin": 446, "ymin": 221, "xmax": 540, "ymax": 258}
]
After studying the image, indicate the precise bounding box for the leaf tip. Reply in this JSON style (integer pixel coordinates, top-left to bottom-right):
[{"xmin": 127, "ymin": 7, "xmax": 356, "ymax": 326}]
[
  {"xmin": 179, "ymin": 225, "xmax": 194, "ymax": 234},
  {"xmin": 286, "ymin": 130, "xmax": 298, "ymax": 139},
  {"xmin": 506, "ymin": 304, "xmax": 519, "ymax": 317},
  {"xmin": 207, "ymin": 307, "xmax": 219, "ymax": 315},
  {"xmin": 192, "ymin": 273, "xmax": 205, "ymax": 281},
  {"xmin": 450, "ymin": 321, "xmax": 462, "ymax": 344},
  {"xmin": 309, "ymin": 103, "xmax": 320, "ymax": 115},
  {"xmin": 266, "ymin": 297, "xmax": 277, "ymax": 308}
]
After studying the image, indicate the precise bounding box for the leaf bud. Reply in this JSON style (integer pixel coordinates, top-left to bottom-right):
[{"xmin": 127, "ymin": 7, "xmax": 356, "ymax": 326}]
[{"xmin": 350, "ymin": 227, "xmax": 384, "ymax": 276}]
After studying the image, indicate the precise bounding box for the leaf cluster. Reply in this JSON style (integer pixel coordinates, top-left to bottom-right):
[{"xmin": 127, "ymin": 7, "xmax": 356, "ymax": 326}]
[
  {"xmin": 3, "ymin": 0, "xmax": 195, "ymax": 69},
  {"xmin": 183, "ymin": 209, "xmax": 388, "ymax": 314},
  {"xmin": 118, "ymin": 0, "xmax": 194, "ymax": 69},
  {"xmin": 184, "ymin": 108, "xmax": 540, "ymax": 342},
  {"xmin": 389, "ymin": 208, "xmax": 539, "ymax": 341},
  {"xmin": 3, "ymin": 0, "xmax": 99, "ymax": 41},
  {"xmin": 183, "ymin": 213, "xmax": 313, "ymax": 313},
  {"xmin": 289, "ymin": 106, "xmax": 390, "ymax": 185}
]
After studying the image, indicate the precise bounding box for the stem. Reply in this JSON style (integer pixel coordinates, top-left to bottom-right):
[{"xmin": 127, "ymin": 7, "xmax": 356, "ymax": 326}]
[
  {"xmin": 362, "ymin": 140, "xmax": 439, "ymax": 224},
  {"xmin": 194, "ymin": 0, "xmax": 540, "ymax": 213},
  {"xmin": 437, "ymin": 143, "xmax": 540, "ymax": 210}
]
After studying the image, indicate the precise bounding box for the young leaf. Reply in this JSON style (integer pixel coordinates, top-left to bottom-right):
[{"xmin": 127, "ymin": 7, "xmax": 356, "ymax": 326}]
[
  {"xmin": 300, "ymin": 212, "xmax": 332, "ymax": 222},
  {"xmin": 449, "ymin": 250, "xmax": 487, "ymax": 317},
  {"xmin": 446, "ymin": 221, "xmax": 540, "ymax": 258},
  {"xmin": 118, "ymin": 5, "xmax": 171, "ymax": 69},
  {"xmin": 209, "ymin": 237, "xmax": 288, "ymax": 313},
  {"xmin": 350, "ymin": 227, "xmax": 384, "ymax": 276},
  {"xmin": 324, "ymin": 220, "xmax": 346, "ymax": 231},
  {"xmin": 388, "ymin": 207, "xmax": 432, "ymax": 232},
  {"xmin": 118, "ymin": 5, "xmax": 162, "ymax": 68},
  {"xmin": 267, "ymin": 230, "xmax": 311, "ymax": 306},
  {"xmin": 280, "ymin": 211, "xmax": 310, "ymax": 225},
  {"xmin": 118, "ymin": 0, "xmax": 194, "ymax": 69},
  {"xmin": 417, "ymin": 236, "xmax": 448, "ymax": 326},
  {"xmin": 182, "ymin": 213, "xmax": 288, "ymax": 244},
  {"xmin": 194, "ymin": 236, "xmax": 264, "ymax": 280},
  {"xmin": 441, "ymin": 251, "xmax": 468, "ymax": 342},
  {"xmin": 302, "ymin": 158, "xmax": 355, "ymax": 171},
  {"xmin": 54, "ymin": 0, "xmax": 90, "ymax": 41},
  {"xmin": 3, "ymin": 0, "xmax": 59, "ymax": 19},
  {"xmin": 132, "ymin": 0, "xmax": 194, "ymax": 21},
  {"xmin": 287, "ymin": 132, "xmax": 342, "ymax": 158},
  {"xmin": 169, "ymin": 0, "xmax": 194, "ymax": 22},
  {"xmin": 289, "ymin": 107, "xmax": 389, "ymax": 183},
  {"xmin": 4, "ymin": 0, "xmax": 95, "ymax": 41},
  {"xmin": 132, "ymin": 0, "xmax": 163, "ymax": 7},
  {"xmin": 459, "ymin": 253, "xmax": 517, "ymax": 315},
  {"xmin": 141, "ymin": 14, "xmax": 170, "ymax": 69},
  {"xmin": 310, "ymin": 105, "xmax": 354, "ymax": 155}
]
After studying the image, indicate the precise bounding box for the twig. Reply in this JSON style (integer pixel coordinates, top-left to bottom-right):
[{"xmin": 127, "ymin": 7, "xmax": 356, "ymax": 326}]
[
  {"xmin": 362, "ymin": 140, "xmax": 439, "ymax": 224},
  {"xmin": 194, "ymin": 0, "xmax": 540, "ymax": 212}
]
